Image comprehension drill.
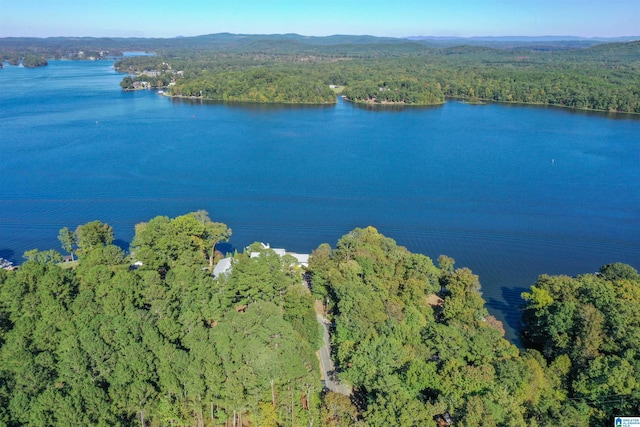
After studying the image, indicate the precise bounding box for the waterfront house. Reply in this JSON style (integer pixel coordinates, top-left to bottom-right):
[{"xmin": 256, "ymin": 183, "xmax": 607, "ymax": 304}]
[{"xmin": 213, "ymin": 257, "xmax": 233, "ymax": 278}]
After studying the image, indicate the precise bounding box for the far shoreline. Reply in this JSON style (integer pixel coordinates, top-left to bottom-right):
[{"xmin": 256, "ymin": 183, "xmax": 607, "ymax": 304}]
[{"xmin": 149, "ymin": 89, "xmax": 640, "ymax": 117}]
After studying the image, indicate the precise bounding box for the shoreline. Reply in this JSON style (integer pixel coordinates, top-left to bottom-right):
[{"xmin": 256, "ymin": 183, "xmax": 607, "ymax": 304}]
[
  {"xmin": 156, "ymin": 91, "xmax": 338, "ymax": 106},
  {"xmin": 135, "ymin": 88, "xmax": 639, "ymax": 115},
  {"xmin": 342, "ymin": 95, "xmax": 445, "ymax": 107}
]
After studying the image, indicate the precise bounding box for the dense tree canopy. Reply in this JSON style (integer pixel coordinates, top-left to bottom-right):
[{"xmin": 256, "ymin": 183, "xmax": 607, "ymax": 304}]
[
  {"xmin": 131, "ymin": 210, "xmax": 230, "ymax": 272},
  {"xmin": 0, "ymin": 213, "xmax": 318, "ymax": 427},
  {"xmin": 167, "ymin": 68, "xmax": 337, "ymax": 104},
  {"xmin": 3, "ymin": 34, "xmax": 639, "ymax": 110},
  {"xmin": 0, "ymin": 217, "xmax": 638, "ymax": 426},
  {"xmin": 309, "ymin": 227, "xmax": 528, "ymax": 426},
  {"xmin": 309, "ymin": 227, "xmax": 640, "ymax": 426},
  {"xmin": 521, "ymin": 264, "xmax": 640, "ymax": 425},
  {"xmin": 21, "ymin": 55, "xmax": 48, "ymax": 68},
  {"xmin": 113, "ymin": 37, "xmax": 640, "ymax": 111}
]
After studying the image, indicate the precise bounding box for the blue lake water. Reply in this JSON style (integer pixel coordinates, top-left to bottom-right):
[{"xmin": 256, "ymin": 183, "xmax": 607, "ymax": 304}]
[{"xmin": 1, "ymin": 60, "xmax": 639, "ymax": 343}]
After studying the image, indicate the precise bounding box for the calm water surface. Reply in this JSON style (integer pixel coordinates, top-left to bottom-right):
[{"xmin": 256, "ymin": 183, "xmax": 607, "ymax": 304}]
[{"xmin": 1, "ymin": 61, "xmax": 639, "ymax": 342}]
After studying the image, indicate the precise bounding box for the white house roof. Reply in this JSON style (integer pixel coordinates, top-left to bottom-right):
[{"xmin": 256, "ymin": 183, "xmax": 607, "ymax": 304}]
[
  {"xmin": 213, "ymin": 257, "xmax": 233, "ymax": 278},
  {"xmin": 249, "ymin": 248, "xmax": 286, "ymax": 258},
  {"xmin": 247, "ymin": 243, "xmax": 310, "ymax": 267},
  {"xmin": 288, "ymin": 253, "xmax": 310, "ymax": 266}
]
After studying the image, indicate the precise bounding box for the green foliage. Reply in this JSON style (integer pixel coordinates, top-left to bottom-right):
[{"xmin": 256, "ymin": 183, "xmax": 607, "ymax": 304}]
[
  {"xmin": 4, "ymin": 34, "xmax": 640, "ymax": 111},
  {"xmin": 22, "ymin": 249, "xmax": 63, "ymax": 264},
  {"xmin": 116, "ymin": 38, "xmax": 640, "ymax": 111},
  {"xmin": 21, "ymin": 55, "xmax": 48, "ymax": 68},
  {"xmin": 168, "ymin": 67, "xmax": 337, "ymax": 104},
  {"xmin": 57, "ymin": 227, "xmax": 77, "ymax": 261},
  {"xmin": 441, "ymin": 267, "xmax": 488, "ymax": 323},
  {"xmin": 308, "ymin": 228, "xmax": 640, "ymax": 426},
  {"xmin": 521, "ymin": 285, "xmax": 554, "ymax": 309},
  {"xmin": 284, "ymin": 285, "xmax": 323, "ymax": 350},
  {"xmin": 2, "ymin": 215, "xmax": 638, "ymax": 426},
  {"xmin": 220, "ymin": 247, "xmax": 298, "ymax": 307},
  {"xmin": 309, "ymin": 226, "xmax": 532, "ymax": 426},
  {"xmin": 131, "ymin": 211, "xmax": 231, "ymax": 272},
  {"xmin": 321, "ymin": 392, "xmax": 357, "ymax": 427},
  {"xmin": 0, "ymin": 214, "xmax": 318, "ymax": 426},
  {"xmin": 75, "ymin": 220, "xmax": 114, "ymax": 255},
  {"xmin": 120, "ymin": 75, "xmax": 133, "ymax": 89},
  {"xmin": 521, "ymin": 265, "xmax": 640, "ymax": 425},
  {"xmin": 599, "ymin": 262, "xmax": 640, "ymax": 281},
  {"xmin": 343, "ymin": 77, "xmax": 444, "ymax": 105}
]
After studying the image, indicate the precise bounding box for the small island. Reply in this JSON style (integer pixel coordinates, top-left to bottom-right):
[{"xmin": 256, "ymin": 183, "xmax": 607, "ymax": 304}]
[
  {"xmin": 0, "ymin": 55, "xmax": 48, "ymax": 68},
  {"xmin": 21, "ymin": 55, "xmax": 48, "ymax": 68}
]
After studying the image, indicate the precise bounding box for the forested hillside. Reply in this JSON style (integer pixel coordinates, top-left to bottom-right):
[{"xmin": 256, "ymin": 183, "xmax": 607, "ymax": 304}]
[
  {"xmin": 112, "ymin": 36, "xmax": 640, "ymax": 111},
  {"xmin": 308, "ymin": 227, "xmax": 640, "ymax": 426},
  {"xmin": 0, "ymin": 212, "xmax": 320, "ymax": 427},
  {"xmin": 0, "ymin": 216, "xmax": 638, "ymax": 426},
  {"xmin": 3, "ymin": 34, "xmax": 639, "ymax": 111}
]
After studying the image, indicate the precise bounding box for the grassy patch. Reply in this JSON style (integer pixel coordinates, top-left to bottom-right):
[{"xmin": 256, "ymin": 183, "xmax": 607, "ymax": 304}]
[{"xmin": 58, "ymin": 260, "xmax": 79, "ymax": 269}]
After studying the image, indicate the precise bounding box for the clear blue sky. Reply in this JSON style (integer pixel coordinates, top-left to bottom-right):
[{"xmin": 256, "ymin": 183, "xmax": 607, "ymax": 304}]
[{"xmin": 1, "ymin": 0, "xmax": 638, "ymax": 38}]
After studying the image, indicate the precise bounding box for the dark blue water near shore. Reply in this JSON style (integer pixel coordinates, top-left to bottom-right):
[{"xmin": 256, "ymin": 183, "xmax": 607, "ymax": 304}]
[{"xmin": 1, "ymin": 60, "xmax": 639, "ymax": 343}]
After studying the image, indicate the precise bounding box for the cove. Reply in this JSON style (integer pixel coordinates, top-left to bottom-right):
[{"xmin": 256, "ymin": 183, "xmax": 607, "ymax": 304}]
[{"xmin": 1, "ymin": 60, "xmax": 638, "ymax": 343}]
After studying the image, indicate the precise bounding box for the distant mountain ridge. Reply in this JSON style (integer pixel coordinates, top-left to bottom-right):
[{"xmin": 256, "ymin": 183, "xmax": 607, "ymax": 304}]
[
  {"xmin": 405, "ymin": 35, "xmax": 640, "ymax": 49},
  {"xmin": 406, "ymin": 35, "xmax": 640, "ymax": 42},
  {"xmin": 2, "ymin": 32, "xmax": 639, "ymax": 49},
  {"xmin": 2, "ymin": 32, "xmax": 640, "ymax": 61}
]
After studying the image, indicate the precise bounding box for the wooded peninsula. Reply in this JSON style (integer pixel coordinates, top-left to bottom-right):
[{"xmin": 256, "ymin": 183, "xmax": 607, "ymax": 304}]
[
  {"xmin": 0, "ymin": 212, "xmax": 638, "ymax": 426},
  {"xmin": 1, "ymin": 33, "xmax": 640, "ymax": 111}
]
